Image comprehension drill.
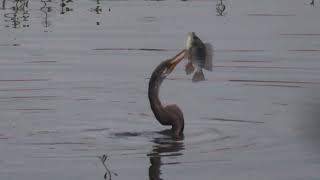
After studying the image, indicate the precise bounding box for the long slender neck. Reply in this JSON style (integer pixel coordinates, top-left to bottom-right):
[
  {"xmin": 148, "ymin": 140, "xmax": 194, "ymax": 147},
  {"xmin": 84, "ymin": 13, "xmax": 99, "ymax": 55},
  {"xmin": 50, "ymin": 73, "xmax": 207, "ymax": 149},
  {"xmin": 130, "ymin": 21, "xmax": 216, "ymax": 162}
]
[
  {"xmin": 148, "ymin": 50, "xmax": 186, "ymax": 130},
  {"xmin": 148, "ymin": 72, "xmax": 165, "ymax": 121}
]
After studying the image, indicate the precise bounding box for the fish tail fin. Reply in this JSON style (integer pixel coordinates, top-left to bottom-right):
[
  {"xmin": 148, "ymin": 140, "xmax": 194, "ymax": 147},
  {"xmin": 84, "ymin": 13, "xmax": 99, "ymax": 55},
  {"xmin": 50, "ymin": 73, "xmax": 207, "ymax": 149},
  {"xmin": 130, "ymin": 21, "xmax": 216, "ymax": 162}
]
[
  {"xmin": 192, "ymin": 70, "xmax": 205, "ymax": 82},
  {"xmin": 185, "ymin": 61, "xmax": 195, "ymax": 75},
  {"xmin": 204, "ymin": 43, "xmax": 214, "ymax": 71}
]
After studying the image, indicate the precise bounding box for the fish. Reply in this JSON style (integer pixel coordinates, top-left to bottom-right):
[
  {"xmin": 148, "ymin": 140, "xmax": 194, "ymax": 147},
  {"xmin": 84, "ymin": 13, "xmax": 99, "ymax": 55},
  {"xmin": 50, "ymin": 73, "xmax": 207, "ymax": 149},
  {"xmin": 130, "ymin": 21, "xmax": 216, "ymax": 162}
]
[{"xmin": 185, "ymin": 32, "xmax": 213, "ymax": 82}]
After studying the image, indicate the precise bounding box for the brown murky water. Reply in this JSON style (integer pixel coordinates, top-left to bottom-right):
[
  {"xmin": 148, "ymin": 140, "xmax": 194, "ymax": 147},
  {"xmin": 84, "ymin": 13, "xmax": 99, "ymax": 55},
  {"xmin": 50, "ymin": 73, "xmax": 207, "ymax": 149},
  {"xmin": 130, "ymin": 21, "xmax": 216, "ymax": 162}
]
[{"xmin": 0, "ymin": 0, "xmax": 320, "ymax": 179}]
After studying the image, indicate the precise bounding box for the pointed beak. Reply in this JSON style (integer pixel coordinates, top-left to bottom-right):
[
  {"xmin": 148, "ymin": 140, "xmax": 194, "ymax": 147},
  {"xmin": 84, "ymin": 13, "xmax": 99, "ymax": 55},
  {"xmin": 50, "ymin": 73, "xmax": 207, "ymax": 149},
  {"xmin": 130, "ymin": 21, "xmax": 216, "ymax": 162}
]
[{"xmin": 169, "ymin": 49, "xmax": 186, "ymax": 70}]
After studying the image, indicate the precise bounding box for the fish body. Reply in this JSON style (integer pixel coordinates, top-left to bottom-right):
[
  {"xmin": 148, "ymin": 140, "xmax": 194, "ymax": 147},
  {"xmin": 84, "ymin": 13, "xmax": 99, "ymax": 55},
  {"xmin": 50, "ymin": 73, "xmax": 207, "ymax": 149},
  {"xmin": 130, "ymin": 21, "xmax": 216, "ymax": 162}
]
[{"xmin": 185, "ymin": 32, "xmax": 213, "ymax": 82}]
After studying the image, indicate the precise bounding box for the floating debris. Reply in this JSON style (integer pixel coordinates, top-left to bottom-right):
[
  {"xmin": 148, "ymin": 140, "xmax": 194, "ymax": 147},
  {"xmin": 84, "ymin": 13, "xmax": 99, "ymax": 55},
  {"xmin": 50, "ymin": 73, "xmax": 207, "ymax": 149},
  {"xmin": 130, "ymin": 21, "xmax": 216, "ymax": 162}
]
[
  {"xmin": 99, "ymin": 154, "xmax": 118, "ymax": 180},
  {"xmin": 216, "ymin": 0, "xmax": 226, "ymax": 16}
]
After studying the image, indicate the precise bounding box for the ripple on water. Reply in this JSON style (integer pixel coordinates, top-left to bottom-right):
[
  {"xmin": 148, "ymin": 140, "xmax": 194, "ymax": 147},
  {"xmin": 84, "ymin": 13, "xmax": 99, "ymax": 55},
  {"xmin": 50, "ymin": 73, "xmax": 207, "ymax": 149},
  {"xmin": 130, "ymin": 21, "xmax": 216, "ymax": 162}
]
[
  {"xmin": 248, "ymin": 13, "xmax": 296, "ymax": 16},
  {"xmin": 108, "ymin": 125, "xmax": 237, "ymax": 157}
]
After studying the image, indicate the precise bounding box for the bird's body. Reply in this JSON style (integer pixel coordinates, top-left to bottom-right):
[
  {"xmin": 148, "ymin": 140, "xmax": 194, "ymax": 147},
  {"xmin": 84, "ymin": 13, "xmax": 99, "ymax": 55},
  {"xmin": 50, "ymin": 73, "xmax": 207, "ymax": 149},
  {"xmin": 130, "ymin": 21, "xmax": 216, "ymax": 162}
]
[{"xmin": 148, "ymin": 50, "xmax": 186, "ymax": 136}]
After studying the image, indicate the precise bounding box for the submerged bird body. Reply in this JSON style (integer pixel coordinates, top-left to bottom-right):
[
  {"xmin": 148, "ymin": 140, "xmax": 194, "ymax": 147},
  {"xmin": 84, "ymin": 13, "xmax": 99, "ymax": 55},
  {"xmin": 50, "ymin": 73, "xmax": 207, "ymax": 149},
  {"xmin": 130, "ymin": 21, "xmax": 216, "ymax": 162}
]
[
  {"xmin": 148, "ymin": 50, "xmax": 186, "ymax": 136},
  {"xmin": 185, "ymin": 32, "xmax": 213, "ymax": 82}
]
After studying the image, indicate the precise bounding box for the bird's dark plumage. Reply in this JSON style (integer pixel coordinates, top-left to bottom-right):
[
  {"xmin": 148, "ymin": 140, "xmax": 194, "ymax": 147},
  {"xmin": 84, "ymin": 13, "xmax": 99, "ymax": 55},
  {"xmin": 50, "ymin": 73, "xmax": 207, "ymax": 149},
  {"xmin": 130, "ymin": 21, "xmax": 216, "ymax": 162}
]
[{"xmin": 148, "ymin": 50, "xmax": 185, "ymax": 136}]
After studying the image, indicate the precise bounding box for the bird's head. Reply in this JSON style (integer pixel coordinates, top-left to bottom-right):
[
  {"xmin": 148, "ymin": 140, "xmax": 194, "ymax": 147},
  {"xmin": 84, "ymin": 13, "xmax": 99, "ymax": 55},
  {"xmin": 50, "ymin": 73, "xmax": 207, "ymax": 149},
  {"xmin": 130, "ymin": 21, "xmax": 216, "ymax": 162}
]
[{"xmin": 159, "ymin": 50, "xmax": 186, "ymax": 79}]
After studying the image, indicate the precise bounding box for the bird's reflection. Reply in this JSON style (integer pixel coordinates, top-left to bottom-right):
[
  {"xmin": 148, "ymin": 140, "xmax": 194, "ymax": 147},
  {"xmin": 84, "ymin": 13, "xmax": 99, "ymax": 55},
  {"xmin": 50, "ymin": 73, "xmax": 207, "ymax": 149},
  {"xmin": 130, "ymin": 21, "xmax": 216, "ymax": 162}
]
[
  {"xmin": 148, "ymin": 130, "xmax": 185, "ymax": 180},
  {"xmin": 3, "ymin": 0, "xmax": 29, "ymax": 28}
]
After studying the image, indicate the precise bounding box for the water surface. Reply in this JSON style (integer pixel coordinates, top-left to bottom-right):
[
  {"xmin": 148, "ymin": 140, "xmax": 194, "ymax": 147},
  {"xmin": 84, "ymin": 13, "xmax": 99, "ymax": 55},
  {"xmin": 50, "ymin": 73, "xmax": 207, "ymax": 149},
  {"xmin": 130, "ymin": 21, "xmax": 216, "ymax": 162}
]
[{"xmin": 0, "ymin": 0, "xmax": 320, "ymax": 179}]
